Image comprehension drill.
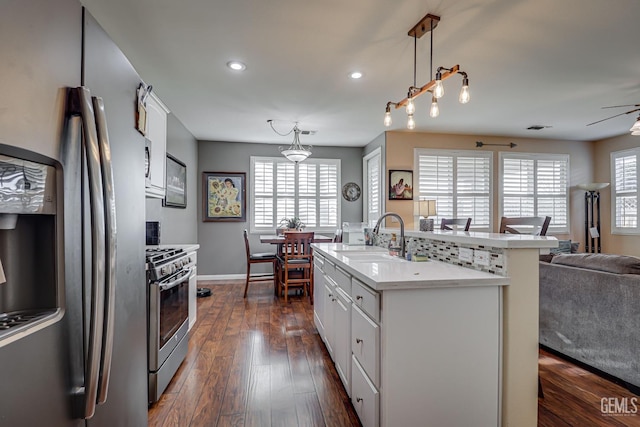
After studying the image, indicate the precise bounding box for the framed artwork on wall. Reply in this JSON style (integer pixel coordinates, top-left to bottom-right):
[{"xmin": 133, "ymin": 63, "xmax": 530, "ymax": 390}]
[
  {"xmin": 389, "ymin": 169, "xmax": 413, "ymax": 200},
  {"xmin": 163, "ymin": 153, "xmax": 187, "ymax": 208},
  {"xmin": 202, "ymin": 171, "xmax": 246, "ymax": 222}
]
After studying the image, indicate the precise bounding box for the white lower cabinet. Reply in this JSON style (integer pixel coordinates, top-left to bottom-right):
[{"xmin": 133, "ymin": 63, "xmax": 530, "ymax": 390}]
[
  {"xmin": 313, "ymin": 250, "xmax": 502, "ymax": 427},
  {"xmin": 333, "ymin": 287, "xmax": 351, "ymax": 394},
  {"xmin": 351, "ymin": 355, "xmax": 379, "ymax": 427},
  {"xmin": 351, "ymin": 304, "xmax": 380, "ymax": 388},
  {"xmin": 313, "ymin": 257, "xmax": 326, "ymax": 338},
  {"xmin": 322, "ymin": 278, "xmax": 336, "ymax": 356}
]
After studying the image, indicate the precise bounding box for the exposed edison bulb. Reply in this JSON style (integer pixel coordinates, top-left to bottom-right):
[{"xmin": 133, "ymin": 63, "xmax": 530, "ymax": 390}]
[
  {"xmin": 429, "ymin": 98, "xmax": 440, "ymax": 118},
  {"xmin": 406, "ymin": 97, "xmax": 415, "ymax": 115},
  {"xmin": 384, "ymin": 111, "xmax": 392, "ymax": 127},
  {"xmin": 459, "ymin": 77, "xmax": 470, "ymax": 104},
  {"xmin": 433, "ymin": 72, "xmax": 444, "ymax": 99},
  {"xmin": 407, "ymin": 114, "xmax": 416, "ymax": 130}
]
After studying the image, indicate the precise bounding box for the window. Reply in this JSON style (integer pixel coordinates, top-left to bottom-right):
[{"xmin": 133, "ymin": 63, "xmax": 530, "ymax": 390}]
[
  {"xmin": 500, "ymin": 152, "xmax": 569, "ymax": 233},
  {"xmin": 363, "ymin": 148, "xmax": 382, "ymax": 224},
  {"xmin": 611, "ymin": 148, "xmax": 639, "ymax": 234},
  {"xmin": 415, "ymin": 149, "xmax": 493, "ymax": 231},
  {"xmin": 250, "ymin": 156, "xmax": 341, "ymax": 232}
]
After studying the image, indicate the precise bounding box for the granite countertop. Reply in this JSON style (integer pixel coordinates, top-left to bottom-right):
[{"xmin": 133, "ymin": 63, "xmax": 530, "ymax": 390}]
[{"xmin": 312, "ymin": 243, "xmax": 509, "ymax": 291}]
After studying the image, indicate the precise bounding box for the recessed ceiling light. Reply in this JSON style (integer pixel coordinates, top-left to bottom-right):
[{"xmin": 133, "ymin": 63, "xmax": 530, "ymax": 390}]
[
  {"xmin": 227, "ymin": 61, "xmax": 246, "ymax": 71},
  {"xmin": 349, "ymin": 71, "xmax": 363, "ymax": 79}
]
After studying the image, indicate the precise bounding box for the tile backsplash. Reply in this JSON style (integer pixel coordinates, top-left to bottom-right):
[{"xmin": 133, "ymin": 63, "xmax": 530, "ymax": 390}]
[{"xmin": 376, "ymin": 232, "xmax": 508, "ymax": 276}]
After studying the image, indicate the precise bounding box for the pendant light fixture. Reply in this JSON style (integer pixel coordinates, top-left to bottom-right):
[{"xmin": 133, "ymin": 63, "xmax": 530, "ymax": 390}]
[
  {"xmin": 268, "ymin": 120, "xmax": 312, "ymax": 163},
  {"xmin": 630, "ymin": 116, "xmax": 640, "ymax": 135},
  {"xmin": 383, "ymin": 13, "xmax": 471, "ymax": 129}
]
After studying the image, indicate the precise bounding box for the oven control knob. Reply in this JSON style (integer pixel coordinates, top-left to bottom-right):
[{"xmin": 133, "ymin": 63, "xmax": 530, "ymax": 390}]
[{"xmin": 160, "ymin": 266, "xmax": 167, "ymax": 276}]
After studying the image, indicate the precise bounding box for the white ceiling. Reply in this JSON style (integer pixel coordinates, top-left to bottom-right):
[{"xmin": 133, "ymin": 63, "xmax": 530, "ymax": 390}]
[{"xmin": 80, "ymin": 0, "xmax": 640, "ymax": 147}]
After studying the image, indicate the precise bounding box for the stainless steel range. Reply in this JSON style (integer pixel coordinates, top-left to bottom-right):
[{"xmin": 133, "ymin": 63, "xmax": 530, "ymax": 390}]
[{"xmin": 146, "ymin": 247, "xmax": 194, "ymax": 403}]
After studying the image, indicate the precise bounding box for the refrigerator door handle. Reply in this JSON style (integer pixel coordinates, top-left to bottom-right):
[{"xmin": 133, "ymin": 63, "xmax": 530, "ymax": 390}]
[
  {"xmin": 92, "ymin": 96, "xmax": 117, "ymax": 405},
  {"xmin": 68, "ymin": 87, "xmax": 106, "ymax": 420}
]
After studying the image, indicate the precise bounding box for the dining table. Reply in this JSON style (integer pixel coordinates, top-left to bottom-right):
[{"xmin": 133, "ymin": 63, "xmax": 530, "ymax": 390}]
[{"xmin": 259, "ymin": 234, "xmax": 334, "ymax": 245}]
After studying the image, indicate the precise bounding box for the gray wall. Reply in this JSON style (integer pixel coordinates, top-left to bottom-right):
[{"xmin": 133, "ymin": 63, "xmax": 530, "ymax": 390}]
[
  {"xmin": 145, "ymin": 113, "xmax": 198, "ymax": 244},
  {"xmin": 197, "ymin": 140, "xmax": 364, "ymax": 276}
]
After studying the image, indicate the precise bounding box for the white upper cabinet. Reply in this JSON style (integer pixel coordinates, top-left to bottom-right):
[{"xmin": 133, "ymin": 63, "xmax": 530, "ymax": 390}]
[{"xmin": 145, "ymin": 93, "xmax": 169, "ymax": 199}]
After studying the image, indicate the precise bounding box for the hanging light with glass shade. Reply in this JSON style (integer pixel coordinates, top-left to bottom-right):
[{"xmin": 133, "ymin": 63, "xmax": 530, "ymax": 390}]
[{"xmin": 268, "ymin": 120, "xmax": 313, "ymax": 163}]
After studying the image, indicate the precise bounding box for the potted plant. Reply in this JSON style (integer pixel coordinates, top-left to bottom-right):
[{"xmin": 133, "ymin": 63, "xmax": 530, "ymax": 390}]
[{"xmin": 279, "ymin": 217, "xmax": 305, "ymax": 231}]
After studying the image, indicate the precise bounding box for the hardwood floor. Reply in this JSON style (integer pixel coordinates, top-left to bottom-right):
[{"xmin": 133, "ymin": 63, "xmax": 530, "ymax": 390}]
[
  {"xmin": 539, "ymin": 349, "xmax": 640, "ymax": 427},
  {"xmin": 148, "ymin": 280, "xmax": 360, "ymax": 427},
  {"xmin": 150, "ymin": 280, "xmax": 640, "ymax": 426}
]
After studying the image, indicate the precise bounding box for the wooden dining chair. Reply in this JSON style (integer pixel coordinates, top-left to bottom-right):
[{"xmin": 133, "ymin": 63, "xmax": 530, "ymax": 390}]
[
  {"xmin": 243, "ymin": 229, "xmax": 277, "ymax": 298},
  {"xmin": 499, "ymin": 216, "xmax": 551, "ymax": 236},
  {"xmin": 276, "ymin": 231, "xmax": 314, "ymax": 304},
  {"xmin": 440, "ymin": 218, "xmax": 472, "ymax": 231}
]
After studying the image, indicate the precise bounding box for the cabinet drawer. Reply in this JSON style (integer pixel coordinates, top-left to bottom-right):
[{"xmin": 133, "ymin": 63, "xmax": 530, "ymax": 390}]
[
  {"xmin": 351, "ymin": 355, "xmax": 379, "ymax": 427},
  {"xmin": 351, "ymin": 279, "xmax": 380, "ymax": 322},
  {"xmin": 324, "ymin": 259, "xmax": 336, "ymax": 278},
  {"xmin": 351, "ymin": 305, "xmax": 380, "ymax": 387},
  {"xmin": 314, "ymin": 253, "xmax": 325, "ymax": 272},
  {"xmin": 332, "ymin": 265, "xmax": 351, "ymax": 294}
]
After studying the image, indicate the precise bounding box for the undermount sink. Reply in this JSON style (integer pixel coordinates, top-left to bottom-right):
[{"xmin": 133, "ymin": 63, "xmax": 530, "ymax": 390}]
[{"xmin": 344, "ymin": 252, "xmax": 407, "ymax": 262}]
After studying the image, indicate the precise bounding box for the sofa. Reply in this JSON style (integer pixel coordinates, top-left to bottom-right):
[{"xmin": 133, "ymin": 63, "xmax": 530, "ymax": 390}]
[{"xmin": 539, "ymin": 253, "xmax": 640, "ymax": 391}]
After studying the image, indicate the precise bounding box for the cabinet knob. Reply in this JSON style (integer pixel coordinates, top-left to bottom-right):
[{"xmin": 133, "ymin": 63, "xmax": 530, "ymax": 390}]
[
  {"xmin": 356, "ymin": 397, "xmax": 363, "ymax": 403},
  {"xmin": 328, "ymin": 293, "xmax": 333, "ymax": 298},
  {"xmin": 356, "ymin": 338, "xmax": 363, "ymax": 344},
  {"xmin": 356, "ymin": 295, "xmax": 363, "ymax": 301}
]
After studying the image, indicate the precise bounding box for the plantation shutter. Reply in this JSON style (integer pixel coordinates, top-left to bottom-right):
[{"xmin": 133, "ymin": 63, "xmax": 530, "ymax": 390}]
[
  {"xmin": 366, "ymin": 152, "xmax": 381, "ymax": 223},
  {"xmin": 500, "ymin": 153, "xmax": 569, "ymax": 232},
  {"xmin": 612, "ymin": 149, "xmax": 639, "ymax": 232},
  {"xmin": 416, "ymin": 149, "xmax": 492, "ymax": 231},
  {"xmin": 250, "ymin": 157, "xmax": 340, "ymax": 232}
]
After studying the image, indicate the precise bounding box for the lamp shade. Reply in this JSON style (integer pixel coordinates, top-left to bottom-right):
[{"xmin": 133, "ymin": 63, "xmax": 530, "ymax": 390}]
[
  {"xmin": 419, "ymin": 199, "xmax": 437, "ymax": 217},
  {"xmin": 577, "ymin": 183, "xmax": 610, "ymax": 191}
]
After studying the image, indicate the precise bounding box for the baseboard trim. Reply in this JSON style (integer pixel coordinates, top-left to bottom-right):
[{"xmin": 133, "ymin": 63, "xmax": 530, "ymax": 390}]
[{"xmin": 197, "ymin": 274, "xmax": 245, "ymax": 281}]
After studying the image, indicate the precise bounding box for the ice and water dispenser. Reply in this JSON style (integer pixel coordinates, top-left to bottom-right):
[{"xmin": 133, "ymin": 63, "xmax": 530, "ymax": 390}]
[{"xmin": 0, "ymin": 144, "xmax": 62, "ymax": 344}]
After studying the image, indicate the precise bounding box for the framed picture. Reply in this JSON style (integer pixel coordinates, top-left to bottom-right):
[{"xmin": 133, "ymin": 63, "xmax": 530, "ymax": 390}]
[
  {"xmin": 389, "ymin": 169, "xmax": 413, "ymax": 200},
  {"xmin": 163, "ymin": 153, "xmax": 187, "ymax": 208},
  {"xmin": 202, "ymin": 172, "xmax": 246, "ymax": 222}
]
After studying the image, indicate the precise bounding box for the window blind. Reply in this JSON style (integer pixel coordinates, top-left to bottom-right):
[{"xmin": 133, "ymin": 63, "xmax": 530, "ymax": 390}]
[
  {"xmin": 250, "ymin": 156, "xmax": 341, "ymax": 231},
  {"xmin": 612, "ymin": 149, "xmax": 639, "ymax": 232},
  {"xmin": 416, "ymin": 149, "xmax": 492, "ymax": 230},
  {"xmin": 500, "ymin": 153, "xmax": 569, "ymax": 232},
  {"xmin": 364, "ymin": 149, "xmax": 382, "ymax": 224}
]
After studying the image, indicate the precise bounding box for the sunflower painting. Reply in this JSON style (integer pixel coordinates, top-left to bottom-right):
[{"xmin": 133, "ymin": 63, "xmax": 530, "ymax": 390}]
[{"xmin": 203, "ymin": 172, "xmax": 246, "ymax": 222}]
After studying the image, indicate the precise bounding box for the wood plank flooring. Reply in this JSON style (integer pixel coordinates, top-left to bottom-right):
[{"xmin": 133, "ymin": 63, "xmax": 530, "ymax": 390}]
[
  {"xmin": 148, "ymin": 280, "xmax": 360, "ymax": 427},
  {"xmin": 538, "ymin": 349, "xmax": 640, "ymax": 427},
  {"xmin": 149, "ymin": 280, "xmax": 640, "ymax": 426}
]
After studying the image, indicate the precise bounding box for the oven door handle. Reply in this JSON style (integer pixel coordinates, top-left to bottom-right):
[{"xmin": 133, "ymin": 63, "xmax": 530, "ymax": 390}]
[{"xmin": 157, "ymin": 268, "xmax": 192, "ymax": 291}]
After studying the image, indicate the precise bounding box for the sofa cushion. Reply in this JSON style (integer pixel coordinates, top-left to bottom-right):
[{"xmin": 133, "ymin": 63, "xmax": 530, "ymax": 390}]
[{"xmin": 550, "ymin": 253, "xmax": 640, "ymax": 275}]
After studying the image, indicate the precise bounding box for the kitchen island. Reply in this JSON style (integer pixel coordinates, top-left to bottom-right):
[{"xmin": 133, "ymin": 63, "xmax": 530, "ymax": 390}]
[{"xmin": 312, "ymin": 230, "xmax": 556, "ymax": 427}]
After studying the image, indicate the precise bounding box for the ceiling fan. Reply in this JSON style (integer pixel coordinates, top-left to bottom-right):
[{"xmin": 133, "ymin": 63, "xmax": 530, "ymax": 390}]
[{"xmin": 586, "ymin": 104, "xmax": 640, "ymax": 135}]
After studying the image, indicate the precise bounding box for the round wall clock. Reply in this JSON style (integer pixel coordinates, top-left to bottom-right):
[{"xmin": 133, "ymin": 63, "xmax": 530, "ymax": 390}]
[{"xmin": 342, "ymin": 182, "xmax": 361, "ymax": 202}]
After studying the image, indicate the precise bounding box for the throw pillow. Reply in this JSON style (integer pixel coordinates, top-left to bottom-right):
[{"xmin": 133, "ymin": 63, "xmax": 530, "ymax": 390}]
[
  {"xmin": 539, "ymin": 253, "xmax": 555, "ymax": 263},
  {"xmin": 550, "ymin": 253, "xmax": 640, "ymax": 275}
]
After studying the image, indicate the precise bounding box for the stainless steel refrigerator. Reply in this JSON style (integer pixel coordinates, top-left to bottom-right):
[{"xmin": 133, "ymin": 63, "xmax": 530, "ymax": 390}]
[{"xmin": 0, "ymin": 1, "xmax": 148, "ymax": 425}]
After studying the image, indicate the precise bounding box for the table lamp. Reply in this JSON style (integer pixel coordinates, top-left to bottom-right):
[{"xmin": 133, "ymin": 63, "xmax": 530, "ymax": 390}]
[{"xmin": 419, "ymin": 199, "xmax": 437, "ymax": 231}]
